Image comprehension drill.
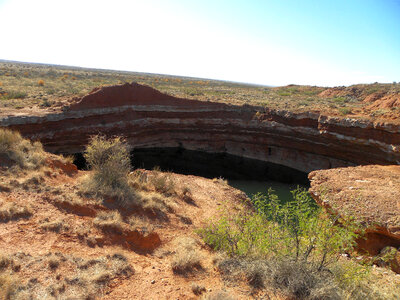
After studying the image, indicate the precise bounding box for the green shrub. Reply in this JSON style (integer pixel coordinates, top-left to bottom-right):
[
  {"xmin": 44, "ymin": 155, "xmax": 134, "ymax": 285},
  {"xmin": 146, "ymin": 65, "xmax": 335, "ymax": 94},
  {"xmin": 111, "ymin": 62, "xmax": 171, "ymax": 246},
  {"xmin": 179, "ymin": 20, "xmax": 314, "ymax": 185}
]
[
  {"xmin": 200, "ymin": 188, "xmax": 359, "ymax": 266},
  {"xmin": 339, "ymin": 107, "xmax": 352, "ymax": 115},
  {"xmin": 199, "ymin": 188, "xmax": 367, "ymax": 299}
]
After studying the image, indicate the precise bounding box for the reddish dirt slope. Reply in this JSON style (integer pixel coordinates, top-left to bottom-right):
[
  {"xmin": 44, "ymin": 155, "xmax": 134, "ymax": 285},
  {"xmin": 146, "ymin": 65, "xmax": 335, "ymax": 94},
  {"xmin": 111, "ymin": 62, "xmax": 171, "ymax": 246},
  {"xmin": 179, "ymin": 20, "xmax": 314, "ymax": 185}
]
[
  {"xmin": 1, "ymin": 155, "xmax": 286, "ymax": 299},
  {"xmin": 319, "ymin": 85, "xmax": 400, "ymax": 110},
  {"xmin": 68, "ymin": 82, "xmax": 226, "ymax": 110}
]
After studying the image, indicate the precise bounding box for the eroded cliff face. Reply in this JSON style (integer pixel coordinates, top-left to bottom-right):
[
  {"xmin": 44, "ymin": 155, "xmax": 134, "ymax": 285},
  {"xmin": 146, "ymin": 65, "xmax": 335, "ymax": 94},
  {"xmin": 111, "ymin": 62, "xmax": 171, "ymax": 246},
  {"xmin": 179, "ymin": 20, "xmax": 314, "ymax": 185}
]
[{"xmin": 1, "ymin": 82, "xmax": 399, "ymax": 173}]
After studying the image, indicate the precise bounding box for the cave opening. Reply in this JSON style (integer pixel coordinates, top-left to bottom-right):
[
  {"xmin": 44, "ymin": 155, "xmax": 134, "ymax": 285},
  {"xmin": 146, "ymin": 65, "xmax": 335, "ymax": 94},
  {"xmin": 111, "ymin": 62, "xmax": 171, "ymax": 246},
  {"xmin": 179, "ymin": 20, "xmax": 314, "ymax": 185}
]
[
  {"xmin": 74, "ymin": 147, "xmax": 309, "ymax": 201},
  {"xmin": 132, "ymin": 147, "xmax": 309, "ymax": 201},
  {"xmin": 131, "ymin": 147, "xmax": 308, "ymax": 183}
]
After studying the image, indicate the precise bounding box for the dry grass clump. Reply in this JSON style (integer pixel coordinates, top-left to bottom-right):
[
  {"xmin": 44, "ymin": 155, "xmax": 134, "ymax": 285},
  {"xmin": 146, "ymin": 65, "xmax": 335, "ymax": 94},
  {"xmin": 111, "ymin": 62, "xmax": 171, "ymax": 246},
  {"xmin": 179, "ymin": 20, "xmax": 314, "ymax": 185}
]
[
  {"xmin": 136, "ymin": 191, "xmax": 171, "ymax": 219},
  {"xmin": 212, "ymin": 177, "xmax": 228, "ymax": 185},
  {"xmin": 21, "ymin": 172, "xmax": 45, "ymax": 191},
  {"xmin": 0, "ymin": 128, "xmax": 45, "ymax": 170},
  {"xmin": 171, "ymin": 237, "xmax": 203, "ymax": 275},
  {"xmin": 180, "ymin": 185, "xmax": 195, "ymax": 205},
  {"xmin": 0, "ymin": 252, "xmax": 133, "ymax": 299},
  {"xmin": 127, "ymin": 215, "xmax": 155, "ymax": 233},
  {"xmin": 217, "ymin": 258, "xmax": 341, "ymax": 299},
  {"xmin": 0, "ymin": 274, "xmax": 18, "ymax": 300},
  {"xmin": 53, "ymin": 193, "xmax": 84, "ymax": 207},
  {"xmin": 201, "ymin": 290, "xmax": 236, "ymax": 300},
  {"xmin": 267, "ymin": 259, "xmax": 340, "ymax": 300},
  {"xmin": 332, "ymin": 259, "xmax": 400, "ymax": 300},
  {"xmin": 75, "ymin": 253, "xmax": 134, "ymax": 288},
  {"xmin": 131, "ymin": 168, "xmax": 177, "ymax": 197},
  {"xmin": 149, "ymin": 171, "xmax": 176, "ymax": 196},
  {"xmin": 48, "ymin": 257, "xmax": 60, "ymax": 270},
  {"xmin": 0, "ymin": 201, "xmax": 32, "ymax": 222},
  {"xmin": 22, "ymin": 173, "xmax": 44, "ymax": 185},
  {"xmin": 39, "ymin": 218, "xmax": 70, "ymax": 233},
  {"xmin": 191, "ymin": 282, "xmax": 207, "ymax": 295},
  {"xmin": 216, "ymin": 257, "xmax": 400, "ymax": 300},
  {"xmin": 93, "ymin": 210, "xmax": 123, "ymax": 233},
  {"xmin": 81, "ymin": 135, "xmax": 136, "ymax": 206}
]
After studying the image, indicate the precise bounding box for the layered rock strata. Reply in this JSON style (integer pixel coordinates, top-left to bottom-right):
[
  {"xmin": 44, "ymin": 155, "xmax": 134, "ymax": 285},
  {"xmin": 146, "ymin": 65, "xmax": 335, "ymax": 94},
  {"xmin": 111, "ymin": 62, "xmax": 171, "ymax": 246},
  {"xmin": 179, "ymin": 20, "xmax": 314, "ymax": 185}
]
[{"xmin": 1, "ymin": 82, "xmax": 400, "ymax": 173}]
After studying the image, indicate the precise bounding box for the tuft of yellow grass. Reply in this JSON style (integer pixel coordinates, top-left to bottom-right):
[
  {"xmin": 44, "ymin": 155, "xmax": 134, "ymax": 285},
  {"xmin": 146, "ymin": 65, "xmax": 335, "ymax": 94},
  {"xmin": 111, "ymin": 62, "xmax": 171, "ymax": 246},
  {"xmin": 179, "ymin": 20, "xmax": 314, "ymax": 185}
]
[
  {"xmin": 93, "ymin": 210, "xmax": 123, "ymax": 233},
  {"xmin": 171, "ymin": 237, "xmax": 203, "ymax": 274},
  {"xmin": 0, "ymin": 274, "xmax": 18, "ymax": 300},
  {"xmin": 0, "ymin": 201, "xmax": 32, "ymax": 222}
]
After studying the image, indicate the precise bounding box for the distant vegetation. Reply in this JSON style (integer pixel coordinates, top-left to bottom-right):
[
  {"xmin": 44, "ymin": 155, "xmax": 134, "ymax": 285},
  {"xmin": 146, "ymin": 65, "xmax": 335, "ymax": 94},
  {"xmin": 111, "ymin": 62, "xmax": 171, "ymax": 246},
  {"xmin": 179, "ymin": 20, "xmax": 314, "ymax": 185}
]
[{"xmin": 1, "ymin": 61, "xmax": 399, "ymax": 119}]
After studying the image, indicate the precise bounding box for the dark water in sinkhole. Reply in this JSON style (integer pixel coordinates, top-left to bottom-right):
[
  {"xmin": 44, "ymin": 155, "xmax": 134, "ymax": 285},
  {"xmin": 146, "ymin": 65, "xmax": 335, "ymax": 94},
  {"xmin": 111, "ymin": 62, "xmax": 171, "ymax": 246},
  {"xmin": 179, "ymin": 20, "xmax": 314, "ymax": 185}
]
[
  {"xmin": 228, "ymin": 179, "xmax": 304, "ymax": 203},
  {"xmin": 74, "ymin": 147, "xmax": 309, "ymax": 202}
]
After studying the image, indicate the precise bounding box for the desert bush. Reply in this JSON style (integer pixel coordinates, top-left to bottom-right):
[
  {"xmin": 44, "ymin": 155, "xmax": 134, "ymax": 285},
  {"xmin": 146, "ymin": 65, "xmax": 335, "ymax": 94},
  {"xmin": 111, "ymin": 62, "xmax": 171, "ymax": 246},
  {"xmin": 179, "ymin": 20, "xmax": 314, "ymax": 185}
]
[
  {"xmin": 82, "ymin": 135, "xmax": 135, "ymax": 205},
  {"xmin": 84, "ymin": 135, "xmax": 130, "ymax": 176},
  {"xmin": 0, "ymin": 128, "xmax": 45, "ymax": 170},
  {"xmin": 199, "ymin": 188, "xmax": 366, "ymax": 299},
  {"xmin": 336, "ymin": 263, "xmax": 400, "ymax": 299},
  {"xmin": 201, "ymin": 188, "xmax": 359, "ymax": 268}
]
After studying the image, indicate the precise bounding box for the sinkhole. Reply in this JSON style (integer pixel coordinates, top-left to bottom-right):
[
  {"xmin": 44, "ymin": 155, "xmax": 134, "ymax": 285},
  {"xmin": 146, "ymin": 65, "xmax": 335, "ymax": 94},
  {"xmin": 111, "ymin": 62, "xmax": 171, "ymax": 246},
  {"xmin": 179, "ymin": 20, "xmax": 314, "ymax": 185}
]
[{"xmin": 74, "ymin": 147, "xmax": 309, "ymax": 202}]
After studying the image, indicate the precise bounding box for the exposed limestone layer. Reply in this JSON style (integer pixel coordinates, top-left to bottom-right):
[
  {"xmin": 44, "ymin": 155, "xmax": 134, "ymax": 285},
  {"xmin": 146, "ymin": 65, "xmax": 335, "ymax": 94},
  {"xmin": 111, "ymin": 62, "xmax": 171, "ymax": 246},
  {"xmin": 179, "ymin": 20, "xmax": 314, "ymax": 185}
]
[
  {"xmin": 1, "ymin": 82, "xmax": 400, "ymax": 173},
  {"xmin": 309, "ymin": 165, "xmax": 400, "ymax": 255}
]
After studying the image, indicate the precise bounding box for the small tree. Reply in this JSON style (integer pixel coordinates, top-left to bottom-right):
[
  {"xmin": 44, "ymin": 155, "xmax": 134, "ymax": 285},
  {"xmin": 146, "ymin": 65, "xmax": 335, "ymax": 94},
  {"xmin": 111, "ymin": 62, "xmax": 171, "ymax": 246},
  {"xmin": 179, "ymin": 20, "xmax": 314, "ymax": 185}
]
[{"xmin": 200, "ymin": 187, "xmax": 361, "ymax": 269}]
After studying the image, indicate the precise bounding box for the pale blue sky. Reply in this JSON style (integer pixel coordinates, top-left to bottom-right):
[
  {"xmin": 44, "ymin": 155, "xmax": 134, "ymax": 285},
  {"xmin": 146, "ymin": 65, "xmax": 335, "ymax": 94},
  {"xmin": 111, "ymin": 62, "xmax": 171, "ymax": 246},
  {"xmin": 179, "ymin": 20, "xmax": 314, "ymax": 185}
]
[{"xmin": 0, "ymin": 0, "xmax": 399, "ymax": 86}]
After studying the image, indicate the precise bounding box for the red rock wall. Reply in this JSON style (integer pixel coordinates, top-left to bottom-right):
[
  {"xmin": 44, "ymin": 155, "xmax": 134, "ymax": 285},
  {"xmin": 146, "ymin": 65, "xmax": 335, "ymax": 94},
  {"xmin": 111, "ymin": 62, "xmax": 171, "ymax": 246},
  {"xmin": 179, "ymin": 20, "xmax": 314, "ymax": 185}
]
[{"xmin": 1, "ymin": 82, "xmax": 400, "ymax": 173}]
